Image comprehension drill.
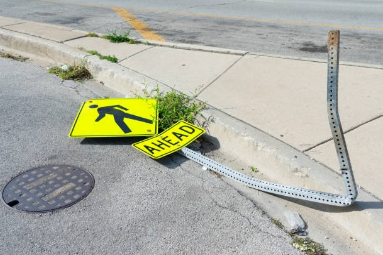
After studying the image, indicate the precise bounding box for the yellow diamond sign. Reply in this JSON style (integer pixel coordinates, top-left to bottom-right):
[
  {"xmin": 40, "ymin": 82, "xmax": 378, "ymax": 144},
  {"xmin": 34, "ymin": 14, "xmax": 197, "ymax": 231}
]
[
  {"xmin": 132, "ymin": 121, "xmax": 205, "ymax": 159},
  {"xmin": 69, "ymin": 98, "xmax": 158, "ymax": 137}
]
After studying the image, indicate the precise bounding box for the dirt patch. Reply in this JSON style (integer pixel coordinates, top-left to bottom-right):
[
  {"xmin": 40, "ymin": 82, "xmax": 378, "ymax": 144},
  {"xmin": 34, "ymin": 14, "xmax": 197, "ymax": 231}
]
[{"xmin": 299, "ymin": 42, "xmax": 327, "ymax": 53}]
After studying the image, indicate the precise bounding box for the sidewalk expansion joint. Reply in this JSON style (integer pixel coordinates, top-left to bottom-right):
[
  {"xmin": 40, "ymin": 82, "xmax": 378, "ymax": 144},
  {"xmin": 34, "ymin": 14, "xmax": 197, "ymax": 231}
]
[
  {"xmin": 342, "ymin": 114, "xmax": 383, "ymax": 135},
  {"xmin": 303, "ymin": 114, "xmax": 383, "ymax": 153},
  {"xmin": 118, "ymin": 46, "xmax": 155, "ymax": 63},
  {"xmin": 1, "ymin": 27, "xmax": 66, "ymax": 44},
  {"xmin": 196, "ymin": 53, "xmax": 250, "ymax": 97},
  {"xmin": 305, "ymin": 154, "xmax": 383, "ymax": 202},
  {"xmin": 204, "ymin": 101, "xmax": 303, "ymax": 153},
  {"xmin": 357, "ymin": 186, "xmax": 383, "ymax": 202},
  {"xmin": 115, "ymin": 63, "xmax": 171, "ymax": 88},
  {"xmin": 0, "ymin": 21, "xmax": 27, "ymax": 29},
  {"xmin": 61, "ymin": 35, "xmax": 89, "ymax": 43}
]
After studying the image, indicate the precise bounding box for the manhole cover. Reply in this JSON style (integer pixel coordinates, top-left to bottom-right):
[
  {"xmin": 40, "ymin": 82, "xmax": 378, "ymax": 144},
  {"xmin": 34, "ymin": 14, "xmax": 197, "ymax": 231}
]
[{"xmin": 2, "ymin": 165, "xmax": 94, "ymax": 213}]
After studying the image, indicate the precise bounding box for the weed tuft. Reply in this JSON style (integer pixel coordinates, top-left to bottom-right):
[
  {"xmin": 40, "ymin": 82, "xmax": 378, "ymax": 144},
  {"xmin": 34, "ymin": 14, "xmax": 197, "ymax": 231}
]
[
  {"xmin": 49, "ymin": 63, "xmax": 92, "ymax": 81},
  {"xmin": 291, "ymin": 236, "xmax": 327, "ymax": 255},
  {"xmin": 86, "ymin": 50, "xmax": 118, "ymax": 63},
  {"xmin": 250, "ymin": 166, "xmax": 259, "ymax": 173},
  {"xmin": 102, "ymin": 31, "xmax": 137, "ymax": 44},
  {"xmin": 1, "ymin": 52, "xmax": 28, "ymax": 62},
  {"xmin": 137, "ymin": 86, "xmax": 207, "ymax": 131},
  {"xmin": 272, "ymin": 218, "xmax": 284, "ymax": 229},
  {"xmin": 87, "ymin": 32, "xmax": 99, "ymax": 37}
]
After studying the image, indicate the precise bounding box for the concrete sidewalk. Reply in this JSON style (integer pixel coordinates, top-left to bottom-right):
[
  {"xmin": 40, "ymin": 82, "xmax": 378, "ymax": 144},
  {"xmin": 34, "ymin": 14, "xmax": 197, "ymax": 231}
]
[{"xmin": 1, "ymin": 17, "xmax": 382, "ymax": 255}]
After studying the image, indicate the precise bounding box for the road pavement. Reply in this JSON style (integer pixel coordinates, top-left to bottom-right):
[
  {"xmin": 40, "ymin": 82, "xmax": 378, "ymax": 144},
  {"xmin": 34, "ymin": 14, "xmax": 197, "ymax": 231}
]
[
  {"xmin": 0, "ymin": 0, "xmax": 382, "ymax": 65},
  {"xmin": 0, "ymin": 57, "xmax": 301, "ymax": 254}
]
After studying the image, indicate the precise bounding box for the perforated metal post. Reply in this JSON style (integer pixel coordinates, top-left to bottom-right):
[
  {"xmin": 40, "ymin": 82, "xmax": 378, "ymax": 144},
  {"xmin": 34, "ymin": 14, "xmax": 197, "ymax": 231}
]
[
  {"xmin": 327, "ymin": 31, "xmax": 358, "ymax": 202},
  {"xmin": 179, "ymin": 30, "xmax": 358, "ymax": 206}
]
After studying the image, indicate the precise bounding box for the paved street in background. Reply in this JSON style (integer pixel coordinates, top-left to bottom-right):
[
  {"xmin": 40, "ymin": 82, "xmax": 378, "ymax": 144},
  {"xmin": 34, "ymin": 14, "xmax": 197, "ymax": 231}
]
[
  {"xmin": 0, "ymin": 58, "xmax": 300, "ymax": 254},
  {"xmin": 0, "ymin": 0, "xmax": 382, "ymax": 65}
]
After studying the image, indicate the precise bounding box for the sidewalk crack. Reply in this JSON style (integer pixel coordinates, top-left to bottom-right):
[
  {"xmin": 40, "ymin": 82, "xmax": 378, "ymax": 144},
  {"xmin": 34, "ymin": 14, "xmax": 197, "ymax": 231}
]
[
  {"xmin": 173, "ymin": 154, "xmax": 286, "ymax": 239},
  {"xmin": 201, "ymin": 180, "xmax": 285, "ymax": 239}
]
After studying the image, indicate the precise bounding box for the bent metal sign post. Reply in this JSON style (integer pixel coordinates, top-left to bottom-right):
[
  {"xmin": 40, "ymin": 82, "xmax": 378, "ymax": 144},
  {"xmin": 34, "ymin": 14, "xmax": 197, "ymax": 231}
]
[{"xmin": 133, "ymin": 120, "xmax": 205, "ymax": 159}]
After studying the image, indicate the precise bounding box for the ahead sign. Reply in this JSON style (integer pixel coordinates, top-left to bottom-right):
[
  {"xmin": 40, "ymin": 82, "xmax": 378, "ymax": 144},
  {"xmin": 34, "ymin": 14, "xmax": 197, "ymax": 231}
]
[
  {"xmin": 132, "ymin": 121, "xmax": 205, "ymax": 159},
  {"xmin": 69, "ymin": 98, "xmax": 158, "ymax": 137}
]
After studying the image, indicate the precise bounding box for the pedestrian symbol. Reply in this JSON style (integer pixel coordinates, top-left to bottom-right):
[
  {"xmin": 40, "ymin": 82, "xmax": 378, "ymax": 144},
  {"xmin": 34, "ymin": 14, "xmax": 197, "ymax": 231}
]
[
  {"xmin": 69, "ymin": 98, "xmax": 158, "ymax": 137},
  {"xmin": 90, "ymin": 104, "xmax": 153, "ymax": 133}
]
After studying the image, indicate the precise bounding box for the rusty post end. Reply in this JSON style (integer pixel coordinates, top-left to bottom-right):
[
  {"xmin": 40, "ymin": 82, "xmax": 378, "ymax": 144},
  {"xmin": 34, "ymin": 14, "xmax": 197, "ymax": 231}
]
[{"xmin": 328, "ymin": 30, "xmax": 340, "ymax": 51}]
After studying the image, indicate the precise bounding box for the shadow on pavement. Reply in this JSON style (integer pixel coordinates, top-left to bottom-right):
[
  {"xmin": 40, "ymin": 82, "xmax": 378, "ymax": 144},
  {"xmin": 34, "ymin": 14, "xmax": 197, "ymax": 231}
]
[
  {"xmin": 354, "ymin": 201, "xmax": 383, "ymax": 211},
  {"xmin": 80, "ymin": 137, "xmax": 143, "ymax": 145},
  {"xmin": 79, "ymin": 135, "xmax": 221, "ymax": 170},
  {"xmin": 155, "ymin": 154, "xmax": 189, "ymax": 170},
  {"xmin": 278, "ymin": 195, "xmax": 383, "ymax": 212}
]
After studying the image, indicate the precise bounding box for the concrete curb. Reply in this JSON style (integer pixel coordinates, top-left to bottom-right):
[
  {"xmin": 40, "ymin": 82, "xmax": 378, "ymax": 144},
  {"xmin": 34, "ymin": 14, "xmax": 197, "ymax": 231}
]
[
  {"xmin": 199, "ymin": 107, "xmax": 382, "ymax": 253},
  {"xmin": 0, "ymin": 28, "xmax": 169, "ymax": 97},
  {"xmin": 0, "ymin": 29, "xmax": 86, "ymax": 65},
  {"xmin": 137, "ymin": 39, "xmax": 249, "ymax": 56},
  {"xmin": 1, "ymin": 26, "xmax": 382, "ymax": 254},
  {"xmin": 134, "ymin": 39, "xmax": 383, "ymax": 69},
  {"xmin": 73, "ymin": 31, "xmax": 383, "ymax": 70}
]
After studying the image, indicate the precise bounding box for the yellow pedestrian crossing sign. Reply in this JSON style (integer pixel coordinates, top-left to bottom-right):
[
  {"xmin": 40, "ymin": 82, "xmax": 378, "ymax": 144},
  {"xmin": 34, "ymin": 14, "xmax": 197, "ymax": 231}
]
[
  {"xmin": 132, "ymin": 121, "xmax": 205, "ymax": 159},
  {"xmin": 69, "ymin": 98, "xmax": 158, "ymax": 137}
]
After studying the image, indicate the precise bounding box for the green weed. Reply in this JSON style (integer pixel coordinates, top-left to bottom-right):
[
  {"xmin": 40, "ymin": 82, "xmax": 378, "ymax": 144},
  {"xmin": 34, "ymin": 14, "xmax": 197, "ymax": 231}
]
[
  {"xmin": 291, "ymin": 236, "xmax": 327, "ymax": 255},
  {"xmin": 102, "ymin": 31, "xmax": 137, "ymax": 44},
  {"xmin": 270, "ymin": 217, "xmax": 327, "ymax": 254},
  {"xmin": 1, "ymin": 52, "xmax": 28, "ymax": 62},
  {"xmin": 250, "ymin": 166, "xmax": 259, "ymax": 173},
  {"xmin": 272, "ymin": 218, "xmax": 284, "ymax": 229},
  {"xmin": 49, "ymin": 63, "xmax": 92, "ymax": 81},
  {"xmin": 137, "ymin": 86, "xmax": 207, "ymax": 131},
  {"xmin": 87, "ymin": 32, "xmax": 99, "ymax": 37},
  {"xmin": 86, "ymin": 50, "xmax": 118, "ymax": 63}
]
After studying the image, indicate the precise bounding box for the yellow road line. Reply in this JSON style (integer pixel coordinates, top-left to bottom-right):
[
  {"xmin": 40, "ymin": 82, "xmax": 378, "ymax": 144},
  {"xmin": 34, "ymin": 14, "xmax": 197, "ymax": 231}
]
[
  {"xmin": 30, "ymin": 0, "xmax": 383, "ymax": 32},
  {"xmin": 113, "ymin": 7, "xmax": 166, "ymax": 42},
  {"xmin": 124, "ymin": 7, "xmax": 383, "ymax": 32}
]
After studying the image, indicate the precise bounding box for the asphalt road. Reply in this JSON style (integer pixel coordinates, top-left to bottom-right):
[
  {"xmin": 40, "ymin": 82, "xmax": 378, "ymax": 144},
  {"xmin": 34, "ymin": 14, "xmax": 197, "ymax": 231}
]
[
  {"xmin": 0, "ymin": 0, "xmax": 382, "ymax": 65},
  {"xmin": 0, "ymin": 57, "xmax": 301, "ymax": 254}
]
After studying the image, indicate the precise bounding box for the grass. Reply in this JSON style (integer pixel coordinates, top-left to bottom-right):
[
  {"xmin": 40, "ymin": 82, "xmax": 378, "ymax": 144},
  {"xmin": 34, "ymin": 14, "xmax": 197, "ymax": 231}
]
[
  {"xmin": 87, "ymin": 32, "xmax": 99, "ymax": 37},
  {"xmin": 137, "ymin": 86, "xmax": 207, "ymax": 131},
  {"xmin": 48, "ymin": 63, "xmax": 92, "ymax": 81},
  {"xmin": 86, "ymin": 50, "xmax": 118, "ymax": 63},
  {"xmin": 102, "ymin": 31, "xmax": 137, "ymax": 44},
  {"xmin": 272, "ymin": 218, "xmax": 284, "ymax": 229},
  {"xmin": 291, "ymin": 236, "xmax": 328, "ymax": 255},
  {"xmin": 270, "ymin": 217, "xmax": 327, "ymax": 254},
  {"xmin": 1, "ymin": 52, "xmax": 28, "ymax": 62},
  {"xmin": 250, "ymin": 166, "xmax": 259, "ymax": 173}
]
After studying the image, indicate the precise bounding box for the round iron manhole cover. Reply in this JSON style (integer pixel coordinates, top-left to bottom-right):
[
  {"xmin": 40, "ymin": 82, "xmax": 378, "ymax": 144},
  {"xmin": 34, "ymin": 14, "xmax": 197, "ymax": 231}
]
[{"xmin": 2, "ymin": 165, "xmax": 94, "ymax": 213}]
